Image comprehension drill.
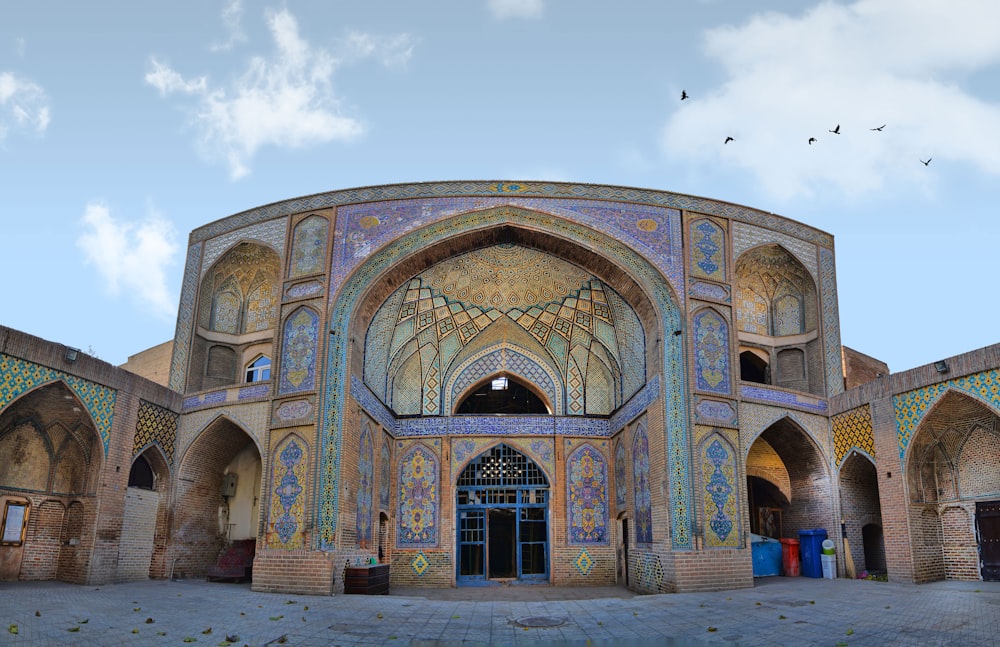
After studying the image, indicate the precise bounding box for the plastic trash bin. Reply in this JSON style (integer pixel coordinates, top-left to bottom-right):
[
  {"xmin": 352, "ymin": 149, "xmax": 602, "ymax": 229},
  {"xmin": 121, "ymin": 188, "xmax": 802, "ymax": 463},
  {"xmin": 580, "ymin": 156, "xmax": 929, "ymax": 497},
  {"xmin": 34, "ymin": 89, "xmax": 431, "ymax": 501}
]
[
  {"xmin": 751, "ymin": 534, "xmax": 782, "ymax": 577},
  {"xmin": 821, "ymin": 539, "xmax": 836, "ymax": 555},
  {"xmin": 821, "ymin": 553, "xmax": 836, "ymax": 578},
  {"xmin": 779, "ymin": 538, "xmax": 800, "ymax": 576},
  {"xmin": 798, "ymin": 529, "xmax": 828, "ymax": 578}
]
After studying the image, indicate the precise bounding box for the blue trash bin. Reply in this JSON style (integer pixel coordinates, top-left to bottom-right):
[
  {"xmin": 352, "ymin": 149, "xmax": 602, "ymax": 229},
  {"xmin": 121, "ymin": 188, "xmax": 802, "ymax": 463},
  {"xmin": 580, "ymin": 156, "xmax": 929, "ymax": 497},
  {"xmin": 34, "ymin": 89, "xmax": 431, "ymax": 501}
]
[{"xmin": 798, "ymin": 529, "xmax": 828, "ymax": 578}]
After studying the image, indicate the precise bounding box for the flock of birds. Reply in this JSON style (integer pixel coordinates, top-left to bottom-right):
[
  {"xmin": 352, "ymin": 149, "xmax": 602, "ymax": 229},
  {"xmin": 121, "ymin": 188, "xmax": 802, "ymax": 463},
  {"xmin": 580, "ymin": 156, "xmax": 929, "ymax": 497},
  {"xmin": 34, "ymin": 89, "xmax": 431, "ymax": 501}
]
[{"xmin": 680, "ymin": 90, "xmax": 932, "ymax": 166}]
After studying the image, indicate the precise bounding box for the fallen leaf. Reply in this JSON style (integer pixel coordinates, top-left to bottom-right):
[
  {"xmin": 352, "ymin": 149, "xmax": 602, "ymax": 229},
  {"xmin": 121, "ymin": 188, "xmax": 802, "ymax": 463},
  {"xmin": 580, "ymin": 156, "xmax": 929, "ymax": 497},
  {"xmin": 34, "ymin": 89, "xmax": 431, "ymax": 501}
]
[
  {"xmin": 277, "ymin": 636, "xmax": 287, "ymax": 644},
  {"xmin": 157, "ymin": 631, "xmax": 167, "ymax": 636},
  {"xmin": 303, "ymin": 606, "xmax": 309, "ymax": 611},
  {"xmin": 8, "ymin": 625, "xmax": 18, "ymax": 635},
  {"xmin": 146, "ymin": 618, "xmax": 155, "ymax": 624},
  {"xmin": 755, "ymin": 602, "xmax": 761, "ymax": 606},
  {"xmin": 846, "ymin": 628, "xmax": 854, "ymax": 636},
  {"xmin": 376, "ymin": 612, "xmax": 383, "ymax": 619},
  {"xmin": 131, "ymin": 629, "xmax": 139, "ymax": 634},
  {"xmin": 80, "ymin": 619, "xmax": 89, "ymax": 624},
  {"xmin": 34, "ymin": 611, "xmax": 40, "ymax": 617},
  {"xmin": 68, "ymin": 626, "xmax": 80, "ymax": 632},
  {"xmin": 707, "ymin": 627, "xmax": 717, "ymax": 632},
  {"xmin": 779, "ymin": 615, "xmax": 786, "ymax": 620},
  {"xmin": 285, "ymin": 600, "xmax": 297, "ymax": 605},
  {"xmin": 183, "ymin": 637, "xmax": 196, "ymax": 643},
  {"xmin": 225, "ymin": 634, "xmax": 239, "ymax": 642},
  {"xmin": 451, "ymin": 615, "xmax": 460, "ymax": 619},
  {"xmin": 202, "ymin": 628, "xmax": 213, "ymax": 635},
  {"xmin": 239, "ymin": 612, "xmax": 246, "ymax": 616},
  {"xmin": 133, "ymin": 607, "xmax": 141, "ymax": 612},
  {"xmin": 269, "ymin": 616, "xmax": 284, "ymax": 621}
]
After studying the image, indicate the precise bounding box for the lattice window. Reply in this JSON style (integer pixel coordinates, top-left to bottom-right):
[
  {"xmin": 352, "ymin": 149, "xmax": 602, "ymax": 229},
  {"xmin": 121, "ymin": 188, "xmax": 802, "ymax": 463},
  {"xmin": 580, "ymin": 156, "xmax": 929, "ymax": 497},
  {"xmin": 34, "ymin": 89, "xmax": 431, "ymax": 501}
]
[{"xmin": 456, "ymin": 444, "xmax": 548, "ymax": 488}]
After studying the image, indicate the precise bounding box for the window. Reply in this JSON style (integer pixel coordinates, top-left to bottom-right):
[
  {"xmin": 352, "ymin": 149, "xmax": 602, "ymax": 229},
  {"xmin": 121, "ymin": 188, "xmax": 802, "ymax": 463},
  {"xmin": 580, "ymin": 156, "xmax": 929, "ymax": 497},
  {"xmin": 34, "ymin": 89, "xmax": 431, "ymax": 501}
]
[
  {"xmin": 245, "ymin": 355, "xmax": 271, "ymax": 383},
  {"xmin": 1, "ymin": 501, "xmax": 29, "ymax": 546}
]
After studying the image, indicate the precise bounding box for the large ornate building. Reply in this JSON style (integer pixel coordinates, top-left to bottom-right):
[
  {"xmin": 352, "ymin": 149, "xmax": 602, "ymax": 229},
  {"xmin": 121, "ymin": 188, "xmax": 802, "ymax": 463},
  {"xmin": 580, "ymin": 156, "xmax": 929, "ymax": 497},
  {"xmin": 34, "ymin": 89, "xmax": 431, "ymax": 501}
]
[{"xmin": 1, "ymin": 181, "xmax": 998, "ymax": 593}]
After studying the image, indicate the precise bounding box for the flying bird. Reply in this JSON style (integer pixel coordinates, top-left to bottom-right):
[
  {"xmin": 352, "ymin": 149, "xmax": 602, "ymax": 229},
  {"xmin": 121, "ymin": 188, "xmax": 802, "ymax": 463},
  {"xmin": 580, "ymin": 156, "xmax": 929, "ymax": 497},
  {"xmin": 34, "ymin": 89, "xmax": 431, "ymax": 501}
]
[
  {"xmin": 870, "ymin": 124, "xmax": 886, "ymax": 131},
  {"xmin": 724, "ymin": 136, "xmax": 734, "ymax": 144},
  {"xmin": 808, "ymin": 137, "xmax": 817, "ymax": 145},
  {"xmin": 681, "ymin": 90, "xmax": 688, "ymax": 100},
  {"xmin": 829, "ymin": 124, "xmax": 841, "ymax": 134},
  {"xmin": 920, "ymin": 158, "xmax": 932, "ymax": 166}
]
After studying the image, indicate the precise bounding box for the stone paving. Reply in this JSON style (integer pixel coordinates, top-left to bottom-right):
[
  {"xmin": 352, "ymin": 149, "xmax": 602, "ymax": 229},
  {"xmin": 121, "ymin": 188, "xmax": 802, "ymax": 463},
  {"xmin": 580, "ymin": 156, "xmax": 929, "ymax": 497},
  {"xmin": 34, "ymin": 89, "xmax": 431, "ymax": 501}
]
[{"xmin": 1, "ymin": 576, "xmax": 998, "ymax": 646}]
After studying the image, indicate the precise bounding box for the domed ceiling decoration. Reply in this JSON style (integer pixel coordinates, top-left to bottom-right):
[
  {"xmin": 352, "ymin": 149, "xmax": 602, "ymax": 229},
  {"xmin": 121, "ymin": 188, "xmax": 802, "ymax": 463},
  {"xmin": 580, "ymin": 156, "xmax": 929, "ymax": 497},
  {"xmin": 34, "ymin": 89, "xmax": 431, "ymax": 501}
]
[{"xmin": 364, "ymin": 243, "xmax": 646, "ymax": 417}]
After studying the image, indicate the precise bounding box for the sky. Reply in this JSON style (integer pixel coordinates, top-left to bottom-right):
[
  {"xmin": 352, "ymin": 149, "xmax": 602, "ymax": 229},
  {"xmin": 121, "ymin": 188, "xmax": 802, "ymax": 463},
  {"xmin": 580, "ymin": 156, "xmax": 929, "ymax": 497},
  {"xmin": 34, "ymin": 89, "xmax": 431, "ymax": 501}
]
[{"xmin": 2, "ymin": 0, "xmax": 999, "ymax": 375}]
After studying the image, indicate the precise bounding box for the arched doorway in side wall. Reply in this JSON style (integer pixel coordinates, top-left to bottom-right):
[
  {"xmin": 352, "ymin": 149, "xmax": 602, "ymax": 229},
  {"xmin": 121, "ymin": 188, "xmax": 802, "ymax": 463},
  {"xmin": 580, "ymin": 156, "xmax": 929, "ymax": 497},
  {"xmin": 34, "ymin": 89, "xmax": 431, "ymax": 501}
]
[
  {"xmin": 905, "ymin": 390, "xmax": 1000, "ymax": 582},
  {"xmin": 120, "ymin": 445, "xmax": 172, "ymax": 580},
  {"xmin": 745, "ymin": 417, "xmax": 834, "ymax": 543},
  {"xmin": 172, "ymin": 417, "xmax": 261, "ymax": 580},
  {"xmin": 456, "ymin": 444, "xmax": 549, "ymax": 585},
  {"xmin": 0, "ymin": 381, "xmax": 103, "ymax": 583},
  {"xmin": 838, "ymin": 451, "xmax": 885, "ymax": 575}
]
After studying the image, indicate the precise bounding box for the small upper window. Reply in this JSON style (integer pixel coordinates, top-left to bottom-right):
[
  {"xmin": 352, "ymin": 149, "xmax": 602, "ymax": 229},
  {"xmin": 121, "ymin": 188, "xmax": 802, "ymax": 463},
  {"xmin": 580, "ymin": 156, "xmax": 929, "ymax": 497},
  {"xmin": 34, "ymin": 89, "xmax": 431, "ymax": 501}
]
[{"xmin": 245, "ymin": 355, "xmax": 271, "ymax": 383}]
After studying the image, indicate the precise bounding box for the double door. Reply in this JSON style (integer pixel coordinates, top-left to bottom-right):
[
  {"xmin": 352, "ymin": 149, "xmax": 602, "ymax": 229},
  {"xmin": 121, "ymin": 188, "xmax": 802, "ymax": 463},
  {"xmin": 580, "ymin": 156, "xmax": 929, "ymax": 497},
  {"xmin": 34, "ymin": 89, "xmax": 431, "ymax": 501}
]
[{"xmin": 457, "ymin": 487, "xmax": 548, "ymax": 584}]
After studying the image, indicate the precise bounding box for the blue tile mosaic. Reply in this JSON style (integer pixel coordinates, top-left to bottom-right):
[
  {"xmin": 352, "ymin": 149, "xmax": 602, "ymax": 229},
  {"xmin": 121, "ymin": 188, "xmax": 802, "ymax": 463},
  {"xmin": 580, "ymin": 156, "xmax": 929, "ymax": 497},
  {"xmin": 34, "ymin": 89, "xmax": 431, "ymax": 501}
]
[{"xmin": 740, "ymin": 384, "xmax": 828, "ymax": 413}]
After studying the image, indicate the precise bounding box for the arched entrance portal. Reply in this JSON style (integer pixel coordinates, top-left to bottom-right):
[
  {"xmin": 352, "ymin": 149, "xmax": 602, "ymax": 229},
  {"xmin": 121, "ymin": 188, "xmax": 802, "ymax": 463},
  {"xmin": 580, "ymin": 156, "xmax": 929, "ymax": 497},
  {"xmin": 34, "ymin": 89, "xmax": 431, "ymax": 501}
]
[
  {"xmin": 456, "ymin": 444, "xmax": 549, "ymax": 585},
  {"xmin": 745, "ymin": 417, "xmax": 833, "ymax": 542}
]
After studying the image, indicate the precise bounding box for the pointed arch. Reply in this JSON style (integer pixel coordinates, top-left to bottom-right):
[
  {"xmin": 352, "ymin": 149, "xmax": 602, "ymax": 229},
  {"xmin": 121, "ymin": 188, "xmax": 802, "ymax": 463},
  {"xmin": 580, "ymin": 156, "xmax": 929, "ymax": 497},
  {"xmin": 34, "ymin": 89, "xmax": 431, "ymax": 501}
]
[
  {"xmin": 278, "ymin": 306, "xmax": 320, "ymax": 394},
  {"xmin": 322, "ymin": 206, "xmax": 688, "ymax": 550},
  {"xmin": 357, "ymin": 424, "xmax": 375, "ymax": 548}
]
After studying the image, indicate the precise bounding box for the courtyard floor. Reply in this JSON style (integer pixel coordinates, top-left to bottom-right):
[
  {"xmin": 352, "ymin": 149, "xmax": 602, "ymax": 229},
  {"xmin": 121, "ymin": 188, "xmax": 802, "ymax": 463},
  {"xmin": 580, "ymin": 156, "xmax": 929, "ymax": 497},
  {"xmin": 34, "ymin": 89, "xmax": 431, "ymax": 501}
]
[{"xmin": 1, "ymin": 575, "xmax": 998, "ymax": 646}]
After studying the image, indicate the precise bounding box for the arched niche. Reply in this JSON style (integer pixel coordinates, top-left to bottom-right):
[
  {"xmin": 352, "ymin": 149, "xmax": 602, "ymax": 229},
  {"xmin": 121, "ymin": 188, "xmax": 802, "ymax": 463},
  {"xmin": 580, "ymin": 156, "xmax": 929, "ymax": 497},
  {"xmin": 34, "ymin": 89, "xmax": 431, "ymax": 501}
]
[
  {"xmin": 189, "ymin": 241, "xmax": 281, "ymax": 392},
  {"xmin": 172, "ymin": 416, "xmax": 262, "ymax": 579},
  {"xmin": 734, "ymin": 244, "xmax": 822, "ymax": 395}
]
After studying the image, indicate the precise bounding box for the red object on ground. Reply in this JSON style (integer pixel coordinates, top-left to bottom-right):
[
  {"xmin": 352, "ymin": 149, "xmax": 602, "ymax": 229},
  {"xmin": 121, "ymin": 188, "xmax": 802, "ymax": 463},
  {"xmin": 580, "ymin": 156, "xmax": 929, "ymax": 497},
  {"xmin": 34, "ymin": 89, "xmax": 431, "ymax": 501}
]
[{"xmin": 779, "ymin": 538, "xmax": 800, "ymax": 577}]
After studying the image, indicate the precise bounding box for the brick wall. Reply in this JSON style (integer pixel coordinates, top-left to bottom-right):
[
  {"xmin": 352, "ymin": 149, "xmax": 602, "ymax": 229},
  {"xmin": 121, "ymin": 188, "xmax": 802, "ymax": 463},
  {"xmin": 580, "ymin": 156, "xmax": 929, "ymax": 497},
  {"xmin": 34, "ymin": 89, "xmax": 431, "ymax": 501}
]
[
  {"xmin": 838, "ymin": 453, "xmax": 882, "ymax": 572},
  {"xmin": 19, "ymin": 500, "xmax": 64, "ymax": 580},
  {"xmin": 116, "ymin": 488, "xmax": 159, "ymax": 581},
  {"xmin": 252, "ymin": 550, "xmax": 336, "ymax": 595}
]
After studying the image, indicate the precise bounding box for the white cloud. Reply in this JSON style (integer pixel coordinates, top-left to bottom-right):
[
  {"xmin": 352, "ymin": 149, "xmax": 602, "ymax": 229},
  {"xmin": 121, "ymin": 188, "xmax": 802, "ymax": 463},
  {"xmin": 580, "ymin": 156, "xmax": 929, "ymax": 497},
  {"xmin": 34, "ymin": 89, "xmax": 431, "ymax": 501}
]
[
  {"xmin": 488, "ymin": 0, "xmax": 544, "ymax": 20},
  {"xmin": 661, "ymin": 0, "xmax": 1000, "ymax": 201},
  {"xmin": 0, "ymin": 71, "xmax": 50, "ymax": 140},
  {"xmin": 77, "ymin": 203, "xmax": 179, "ymax": 320},
  {"xmin": 146, "ymin": 8, "xmax": 364, "ymax": 179},
  {"xmin": 211, "ymin": 0, "xmax": 247, "ymax": 52},
  {"xmin": 344, "ymin": 31, "xmax": 416, "ymax": 69},
  {"xmin": 145, "ymin": 59, "xmax": 207, "ymax": 95}
]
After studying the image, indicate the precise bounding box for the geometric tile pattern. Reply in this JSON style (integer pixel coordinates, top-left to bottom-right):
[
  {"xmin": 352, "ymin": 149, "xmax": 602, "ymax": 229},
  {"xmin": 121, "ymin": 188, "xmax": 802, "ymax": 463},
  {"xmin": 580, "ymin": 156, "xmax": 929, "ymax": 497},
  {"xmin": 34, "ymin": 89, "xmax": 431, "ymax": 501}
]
[
  {"xmin": 201, "ymin": 217, "xmax": 288, "ymax": 279},
  {"xmin": 364, "ymin": 246, "xmax": 647, "ymax": 417},
  {"xmin": 266, "ymin": 434, "xmax": 307, "ymax": 549},
  {"xmin": 332, "ymin": 196, "xmax": 686, "ymax": 296},
  {"xmin": 614, "ymin": 439, "xmax": 627, "ymax": 510},
  {"xmin": 447, "ymin": 346, "xmax": 561, "ymax": 415},
  {"xmin": 191, "ymin": 180, "xmax": 832, "ymax": 249},
  {"xmin": 832, "ymin": 405, "xmax": 874, "ymax": 466},
  {"xmin": 380, "ymin": 440, "xmax": 391, "ymax": 508},
  {"xmin": 133, "ymin": 400, "xmax": 179, "ymax": 464},
  {"xmin": 411, "ymin": 551, "xmax": 430, "ymax": 576},
  {"xmin": 319, "ymin": 205, "xmax": 689, "ymax": 550},
  {"xmin": 702, "ymin": 436, "xmax": 738, "ymax": 547},
  {"xmin": 632, "ymin": 552, "xmax": 664, "ymax": 591},
  {"xmin": 279, "ymin": 306, "xmax": 319, "ymax": 394},
  {"xmin": 893, "ymin": 368, "xmax": 1000, "ymax": 461},
  {"xmin": 289, "ymin": 215, "xmax": 328, "ymax": 278},
  {"xmin": 170, "ymin": 241, "xmax": 203, "ymax": 391},
  {"xmin": 574, "ymin": 548, "xmax": 595, "ymax": 575},
  {"xmin": 566, "ymin": 442, "xmax": 609, "ymax": 545},
  {"xmin": 740, "ymin": 384, "xmax": 828, "ymax": 413},
  {"xmin": 819, "ymin": 247, "xmax": 844, "ymax": 397},
  {"xmin": 689, "ymin": 217, "xmax": 726, "ymax": 281},
  {"xmin": 357, "ymin": 426, "xmax": 374, "ymax": 549},
  {"xmin": 693, "ymin": 308, "xmax": 731, "ymax": 394},
  {"xmin": 732, "ymin": 221, "xmax": 820, "ymax": 281},
  {"xmin": 397, "ymin": 442, "xmax": 439, "ymax": 548},
  {"xmin": 632, "ymin": 424, "xmax": 653, "ymax": 544},
  {"xmin": 0, "ymin": 353, "xmax": 117, "ymax": 455}
]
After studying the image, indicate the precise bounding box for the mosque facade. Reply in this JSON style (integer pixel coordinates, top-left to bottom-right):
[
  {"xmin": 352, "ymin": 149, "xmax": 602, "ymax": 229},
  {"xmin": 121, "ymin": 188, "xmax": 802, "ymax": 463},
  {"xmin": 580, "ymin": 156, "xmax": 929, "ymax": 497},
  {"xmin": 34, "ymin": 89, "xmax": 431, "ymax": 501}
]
[{"xmin": 1, "ymin": 181, "xmax": 998, "ymax": 593}]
